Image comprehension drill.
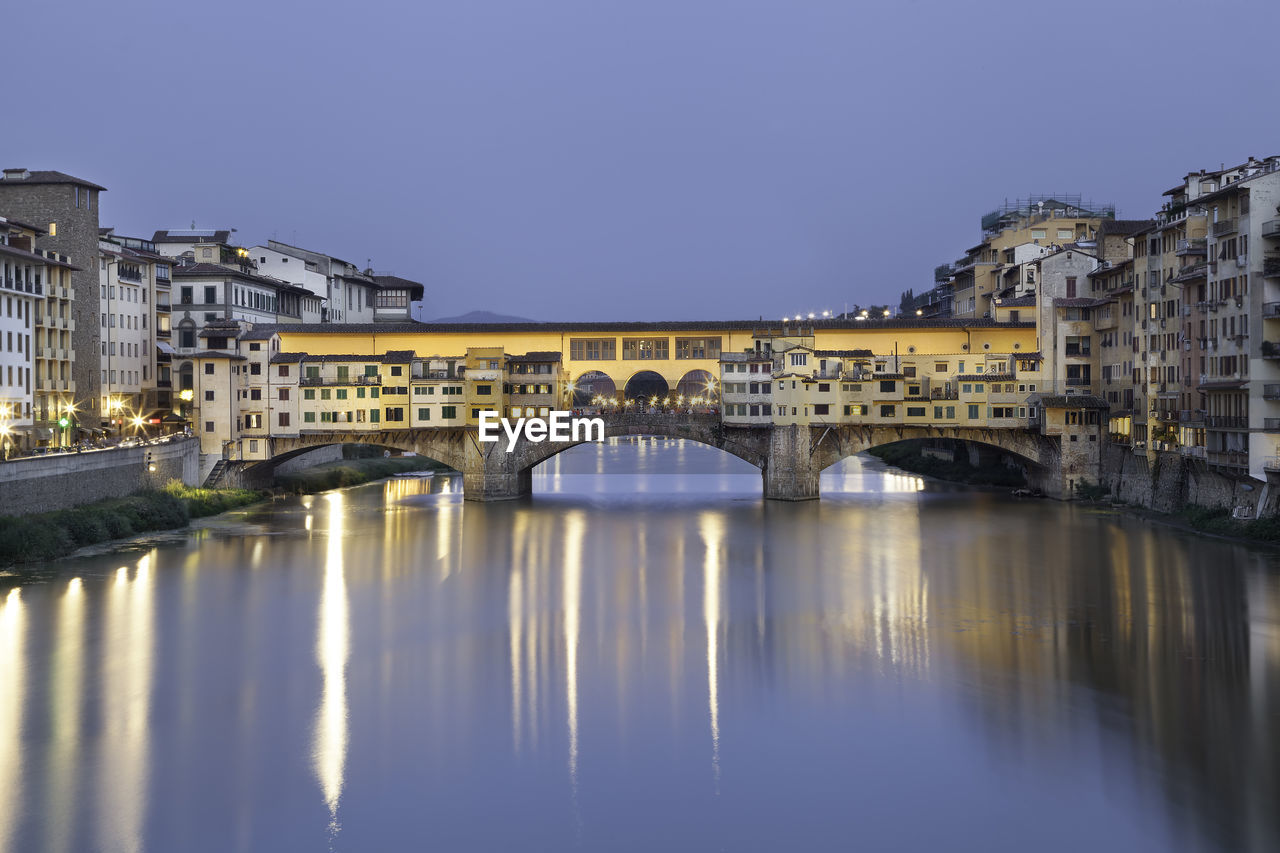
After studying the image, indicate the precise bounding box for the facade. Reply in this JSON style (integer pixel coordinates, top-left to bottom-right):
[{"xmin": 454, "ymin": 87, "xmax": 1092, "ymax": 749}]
[
  {"xmin": 250, "ymin": 240, "xmax": 422, "ymax": 324},
  {"xmin": 0, "ymin": 218, "xmax": 40, "ymax": 452},
  {"xmin": 0, "ymin": 168, "xmax": 104, "ymax": 424},
  {"xmin": 98, "ymin": 232, "xmax": 165, "ymax": 427}
]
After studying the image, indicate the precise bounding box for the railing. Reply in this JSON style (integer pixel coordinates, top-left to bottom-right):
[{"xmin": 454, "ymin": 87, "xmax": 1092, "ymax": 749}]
[
  {"xmin": 1263, "ymin": 341, "xmax": 1280, "ymax": 359},
  {"xmin": 1207, "ymin": 450, "xmax": 1248, "ymax": 467},
  {"xmin": 1265, "ymin": 384, "xmax": 1280, "ymax": 399},
  {"xmin": 1064, "ymin": 345, "xmax": 1091, "ymax": 357},
  {"xmin": 1065, "ymin": 378, "xmax": 1092, "ymax": 387},
  {"xmin": 412, "ymin": 370, "xmax": 459, "ymax": 380},
  {"xmin": 1176, "ymin": 238, "xmax": 1207, "ymax": 255},
  {"xmin": 1265, "ymin": 258, "xmax": 1280, "ymax": 277},
  {"xmin": 1266, "ymin": 456, "xmax": 1280, "ymax": 472},
  {"xmin": 1212, "ymin": 218, "xmax": 1238, "ymax": 236},
  {"xmin": 1175, "ymin": 261, "xmax": 1208, "ymax": 280},
  {"xmin": 1264, "ymin": 418, "xmax": 1280, "ymax": 432},
  {"xmin": 299, "ymin": 375, "xmax": 383, "ymax": 387},
  {"xmin": 1262, "ymin": 220, "xmax": 1280, "ymax": 239},
  {"xmin": 1206, "ymin": 415, "xmax": 1248, "ymax": 429}
]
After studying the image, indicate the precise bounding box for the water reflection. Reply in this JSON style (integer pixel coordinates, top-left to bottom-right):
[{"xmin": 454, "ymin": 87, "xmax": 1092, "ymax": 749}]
[
  {"xmin": 0, "ymin": 451, "xmax": 1275, "ymax": 851},
  {"xmin": 313, "ymin": 492, "xmax": 349, "ymax": 837},
  {"xmin": 0, "ymin": 588, "xmax": 24, "ymax": 852},
  {"xmin": 97, "ymin": 557, "xmax": 155, "ymax": 853}
]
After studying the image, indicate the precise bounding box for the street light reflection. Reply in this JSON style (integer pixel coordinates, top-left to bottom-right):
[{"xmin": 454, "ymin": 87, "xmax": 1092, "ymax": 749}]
[{"xmin": 313, "ymin": 492, "xmax": 349, "ymax": 838}]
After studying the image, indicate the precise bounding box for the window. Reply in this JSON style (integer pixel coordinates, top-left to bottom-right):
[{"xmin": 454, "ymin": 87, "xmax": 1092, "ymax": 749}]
[
  {"xmin": 476, "ymin": 384, "xmax": 492, "ymax": 395},
  {"xmin": 946, "ymin": 406, "xmax": 955, "ymax": 419},
  {"xmin": 903, "ymin": 366, "xmax": 916, "ymax": 378},
  {"xmin": 204, "ymin": 285, "xmax": 218, "ymax": 304},
  {"xmin": 250, "ymin": 389, "xmax": 261, "ymax": 401},
  {"xmin": 320, "ymin": 389, "xmax": 332, "ymax": 401},
  {"xmin": 204, "ymin": 363, "xmax": 215, "ymax": 375},
  {"xmin": 879, "ymin": 404, "xmax": 895, "ymax": 417},
  {"xmin": 813, "ymin": 404, "xmax": 830, "ymax": 416},
  {"xmin": 790, "ymin": 353, "xmax": 807, "ymax": 367},
  {"xmin": 204, "ymin": 390, "xmax": 215, "ymax": 401},
  {"xmin": 390, "ymin": 366, "xmax": 403, "ymax": 376},
  {"xmin": 337, "ymin": 366, "xmax": 349, "ymax": 381},
  {"xmin": 879, "ymin": 380, "xmax": 895, "ymax": 393},
  {"xmin": 278, "ymin": 365, "xmax": 290, "ymax": 377},
  {"xmin": 250, "ymin": 363, "xmax": 261, "ymax": 375},
  {"xmin": 205, "ymin": 421, "xmax": 214, "ymax": 433},
  {"xmin": 569, "ymin": 338, "xmax": 616, "ymax": 360},
  {"xmin": 336, "ymin": 389, "xmax": 348, "ymax": 400},
  {"xmin": 967, "ymin": 404, "xmax": 979, "ymax": 419},
  {"xmin": 418, "ymin": 408, "xmax": 430, "ymax": 420},
  {"xmin": 675, "ymin": 337, "xmax": 721, "ymax": 359},
  {"xmin": 1065, "ymin": 277, "xmax": 1077, "ymax": 298},
  {"xmin": 441, "ymin": 405, "xmax": 457, "ymax": 419},
  {"xmin": 370, "ymin": 409, "xmax": 380, "ymax": 423},
  {"xmin": 279, "ymin": 388, "xmax": 290, "ymax": 401},
  {"xmin": 180, "ymin": 286, "xmax": 193, "ymax": 305},
  {"xmin": 622, "ymin": 338, "xmax": 669, "ymax": 360},
  {"xmin": 907, "ymin": 406, "xmax": 926, "ymax": 417},
  {"xmin": 249, "ymin": 342, "xmax": 261, "ymax": 351},
  {"xmin": 304, "ymin": 411, "xmax": 316, "ymax": 423},
  {"xmin": 278, "ymin": 413, "xmax": 290, "ymax": 427},
  {"xmin": 304, "ymin": 389, "xmax": 316, "ymax": 400}
]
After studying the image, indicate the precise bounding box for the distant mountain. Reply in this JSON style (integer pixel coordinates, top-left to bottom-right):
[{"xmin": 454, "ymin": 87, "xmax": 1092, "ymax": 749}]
[{"xmin": 430, "ymin": 310, "xmax": 537, "ymax": 324}]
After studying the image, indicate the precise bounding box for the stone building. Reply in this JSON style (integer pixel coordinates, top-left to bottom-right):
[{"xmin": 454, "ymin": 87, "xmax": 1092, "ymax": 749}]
[{"xmin": 0, "ymin": 168, "xmax": 104, "ymax": 425}]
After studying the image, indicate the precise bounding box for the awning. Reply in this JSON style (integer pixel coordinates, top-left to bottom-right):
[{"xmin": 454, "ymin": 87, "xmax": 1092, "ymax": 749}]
[
  {"xmin": 161, "ymin": 413, "xmax": 189, "ymax": 423},
  {"xmin": 157, "ymin": 341, "xmax": 175, "ymax": 354}
]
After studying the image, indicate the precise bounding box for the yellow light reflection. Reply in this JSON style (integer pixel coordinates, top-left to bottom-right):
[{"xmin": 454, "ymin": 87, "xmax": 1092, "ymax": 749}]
[
  {"xmin": 700, "ymin": 513, "xmax": 725, "ymax": 786},
  {"xmin": 562, "ymin": 511, "xmax": 586, "ymax": 793},
  {"xmin": 0, "ymin": 588, "xmax": 25, "ymax": 852},
  {"xmin": 313, "ymin": 492, "xmax": 349, "ymax": 837},
  {"xmin": 98, "ymin": 555, "xmax": 155, "ymax": 853},
  {"xmin": 48, "ymin": 578, "xmax": 85, "ymax": 853}
]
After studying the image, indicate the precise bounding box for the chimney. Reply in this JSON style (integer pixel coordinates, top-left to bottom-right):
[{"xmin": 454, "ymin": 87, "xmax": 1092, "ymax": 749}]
[{"xmin": 2, "ymin": 168, "xmax": 30, "ymax": 181}]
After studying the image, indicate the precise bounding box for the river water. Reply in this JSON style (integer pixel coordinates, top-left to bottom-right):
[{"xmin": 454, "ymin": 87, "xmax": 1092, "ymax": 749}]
[{"xmin": 1, "ymin": 438, "xmax": 1278, "ymax": 852}]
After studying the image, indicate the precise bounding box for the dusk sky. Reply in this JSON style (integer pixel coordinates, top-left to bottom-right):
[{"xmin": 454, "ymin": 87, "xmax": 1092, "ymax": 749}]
[{"xmin": 11, "ymin": 0, "xmax": 1280, "ymax": 321}]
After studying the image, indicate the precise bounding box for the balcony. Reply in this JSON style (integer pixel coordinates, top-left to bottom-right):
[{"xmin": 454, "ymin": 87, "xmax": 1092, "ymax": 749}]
[
  {"xmin": 1262, "ymin": 220, "xmax": 1280, "ymax": 239},
  {"xmin": 1266, "ymin": 384, "xmax": 1280, "ymax": 400},
  {"xmin": 1212, "ymin": 218, "xmax": 1238, "ymax": 237},
  {"xmin": 1174, "ymin": 261, "xmax": 1208, "ymax": 281},
  {"xmin": 1264, "ymin": 419, "xmax": 1280, "ymax": 432},
  {"xmin": 1175, "ymin": 237, "xmax": 1207, "ymax": 256},
  {"xmin": 1265, "ymin": 257, "xmax": 1280, "ymax": 278},
  {"xmin": 299, "ymin": 374, "xmax": 382, "ymax": 387},
  {"xmin": 1206, "ymin": 415, "xmax": 1248, "ymax": 429},
  {"xmin": 1264, "ymin": 341, "xmax": 1280, "ymax": 359},
  {"xmin": 1208, "ymin": 450, "xmax": 1249, "ymax": 468},
  {"xmin": 1266, "ymin": 457, "xmax": 1280, "ymax": 472}
]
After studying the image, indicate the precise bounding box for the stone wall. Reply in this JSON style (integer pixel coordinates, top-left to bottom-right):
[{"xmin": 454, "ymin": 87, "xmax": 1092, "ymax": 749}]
[
  {"xmin": 1101, "ymin": 445, "xmax": 1270, "ymax": 516},
  {"xmin": 0, "ymin": 437, "xmax": 200, "ymax": 517}
]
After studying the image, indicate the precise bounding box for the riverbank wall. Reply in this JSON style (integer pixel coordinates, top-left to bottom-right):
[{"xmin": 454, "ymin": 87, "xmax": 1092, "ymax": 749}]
[
  {"xmin": 1100, "ymin": 446, "xmax": 1274, "ymax": 518},
  {"xmin": 0, "ymin": 437, "xmax": 201, "ymax": 517}
]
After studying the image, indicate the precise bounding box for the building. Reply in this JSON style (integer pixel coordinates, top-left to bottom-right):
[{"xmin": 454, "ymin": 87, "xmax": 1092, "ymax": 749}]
[
  {"xmin": 98, "ymin": 231, "xmax": 169, "ymax": 429},
  {"xmin": 0, "ymin": 168, "xmax": 105, "ymax": 423},
  {"xmin": 250, "ymin": 240, "xmax": 422, "ymax": 324},
  {"xmin": 0, "ymin": 217, "xmax": 41, "ymax": 453}
]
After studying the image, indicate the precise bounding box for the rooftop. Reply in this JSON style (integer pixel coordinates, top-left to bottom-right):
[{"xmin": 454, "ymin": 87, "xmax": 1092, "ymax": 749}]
[{"xmin": 0, "ymin": 168, "xmax": 106, "ymax": 191}]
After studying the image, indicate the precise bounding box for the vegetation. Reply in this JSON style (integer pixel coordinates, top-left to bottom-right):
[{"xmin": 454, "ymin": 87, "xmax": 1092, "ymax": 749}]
[
  {"xmin": 274, "ymin": 454, "xmax": 448, "ymax": 494},
  {"xmin": 1174, "ymin": 505, "xmax": 1280, "ymax": 543},
  {"xmin": 1074, "ymin": 480, "xmax": 1112, "ymax": 501},
  {"xmin": 0, "ymin": 481, "xmax": 264, "ymax": 567},
  {"xmin": 868, "ymin": 443, "xmax": 1026, "ymax": 488}
]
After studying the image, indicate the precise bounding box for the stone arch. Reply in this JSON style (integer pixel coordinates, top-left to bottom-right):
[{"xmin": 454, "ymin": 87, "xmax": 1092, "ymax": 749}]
[
  {"xmin": 675, "ymin": 369, "xmax": 715, "ymax": 400},
  {"xmin": 572, "ymin": 370, "xmax": 617, "ymax": 406},
  {"xmin": 516, "ymin": 413, "xmax": 770, "ymax": 473},
  {"xmin": 623, "ymin": 370, "xmax": 669, "ymax": 402},
  {"xmin": 811, "ymin": 426, "xmax": 1053, "ymax": 475}
]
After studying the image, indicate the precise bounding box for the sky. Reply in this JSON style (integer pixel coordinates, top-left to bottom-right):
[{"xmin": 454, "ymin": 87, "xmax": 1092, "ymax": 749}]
[{"xmin": 9, "ymin": 0, "xmax": 1280, "ymax": 321}]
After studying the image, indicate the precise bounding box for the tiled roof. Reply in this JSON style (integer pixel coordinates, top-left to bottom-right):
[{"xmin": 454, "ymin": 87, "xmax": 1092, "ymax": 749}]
[
  {"xmin": 1053, "ymin": 297, "xmax": 1109, "ymax": 308},
  {"xmin": 507, "ymin": 351, "xmax": 562, "ymax": 362},
  {"xmin": 0, "ymin": 169, "xmax": 106, "ymax": 191},
  {"xmin": 152, "ymin": 229, "xmax": 232, "ymax": 244},
  {"xmin": 188, "ymin": 350, "xmax": 246, "ymax": 361},
  {"xmin": 814, "ymin": 349, "xmax": 874, "ymax": 358},
  {"xmin": 258, "ymin": 318, "xmax": 1037, "ymax": 335},
  {"xmin": 957, "ymin": 373, "xmax": 1015, "ymax": 382},
  {"xmin": 996, "ymin": 296, "xmax": 1037, "ymax": 308},
  {"xmin": 373, "ymin": 274, "xmax": 426, "ymax": 298},
  {"xmin": 1035, "ymin": 394, "xmax": 1108, "ymax": 408}
]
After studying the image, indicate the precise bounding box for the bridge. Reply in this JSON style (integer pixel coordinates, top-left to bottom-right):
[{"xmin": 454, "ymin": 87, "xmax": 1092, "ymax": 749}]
[{"xmin": 227, "ymin": 412, "xmax": 1071, "ymax": 500}]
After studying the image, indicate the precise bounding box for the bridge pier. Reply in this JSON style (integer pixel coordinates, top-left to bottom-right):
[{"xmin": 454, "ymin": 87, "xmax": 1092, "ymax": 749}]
[
  {"xmin": 463, "ymin": 441, "xmax": 533, "ymax": 501},
  {"xmin": 763, "ymin": 424, "xmax": 820, "ymax": 501}
]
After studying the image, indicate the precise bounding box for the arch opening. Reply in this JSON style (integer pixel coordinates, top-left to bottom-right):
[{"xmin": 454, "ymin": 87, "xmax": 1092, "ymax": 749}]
[
  {"xmin": 623, "ymin": 370, "xmax": 670, "ymax": 403},
  {"xmin": 572, "ymin": 370, "xmax": 617, "ymax": 406},
  {"xmin": 675, "ymin": 369, "xmax": 716, "ymax": 401}
]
